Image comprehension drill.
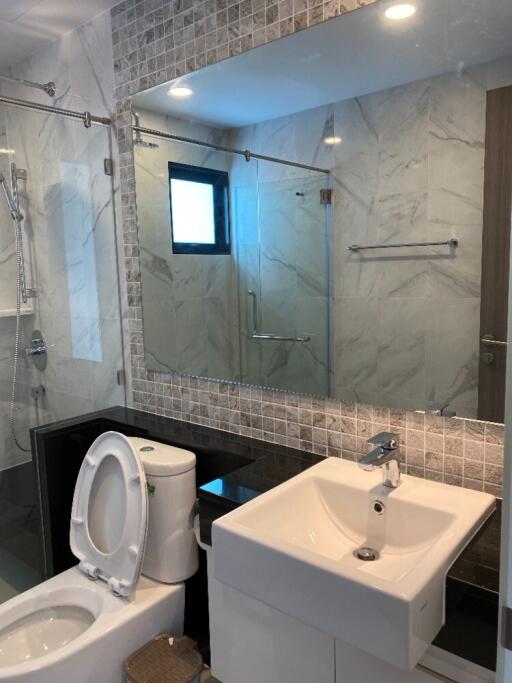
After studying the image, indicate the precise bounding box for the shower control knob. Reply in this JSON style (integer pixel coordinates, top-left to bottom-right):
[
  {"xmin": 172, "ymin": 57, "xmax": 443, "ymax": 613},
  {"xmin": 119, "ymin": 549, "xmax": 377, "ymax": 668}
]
[
  {"xmin": 26, "ymin": 330, "xmax": 47, "ymax": 371},
  {"xmin": 27, "ymin": 341, "xmax": 45, "ymax": 355}
]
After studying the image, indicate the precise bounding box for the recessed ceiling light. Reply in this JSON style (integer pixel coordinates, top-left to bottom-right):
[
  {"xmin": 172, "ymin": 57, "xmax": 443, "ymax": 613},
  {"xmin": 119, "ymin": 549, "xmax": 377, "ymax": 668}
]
[
  {"xmin": 168, "ymin": 85, "xmax": 193, "ymax": 98},
  {"xmin": 324, "ymin": 136, "xmax": 342, "ymax": 145},
  {"xmin": 384, "ymin": 4, "xmax": 416, "ymax": 20}
]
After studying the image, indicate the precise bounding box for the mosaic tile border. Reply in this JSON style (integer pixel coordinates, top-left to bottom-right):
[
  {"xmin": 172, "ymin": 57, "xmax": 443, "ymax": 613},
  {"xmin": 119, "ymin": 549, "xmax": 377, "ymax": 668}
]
[{"xmin": 131, "ymin": 373, "xmax": 504, "ymax": 497}]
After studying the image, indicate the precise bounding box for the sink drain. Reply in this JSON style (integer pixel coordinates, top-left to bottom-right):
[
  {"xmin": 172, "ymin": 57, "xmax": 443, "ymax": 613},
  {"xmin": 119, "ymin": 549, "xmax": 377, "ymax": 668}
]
[{"xmin": 355, "ymin": 546, "xmax": 380, "ymax": 561}]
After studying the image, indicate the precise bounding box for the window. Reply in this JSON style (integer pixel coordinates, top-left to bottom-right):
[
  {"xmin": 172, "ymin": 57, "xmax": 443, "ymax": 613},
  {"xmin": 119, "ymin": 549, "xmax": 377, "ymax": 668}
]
[{"xmin": 168, "ymin": 162, "xmax": 230, "ymax": 254}]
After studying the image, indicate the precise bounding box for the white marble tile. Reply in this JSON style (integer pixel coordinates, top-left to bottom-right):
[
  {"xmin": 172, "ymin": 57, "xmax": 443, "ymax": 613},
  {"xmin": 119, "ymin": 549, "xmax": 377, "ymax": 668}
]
[
  {"xmin": 425, "ymin": 298, "xmax": 480, "ymax": 419},
  {"xmin": 373, "ymin": 80, "xmax": 429, "ymax": 196},
  {"xmin": 334, "ymin": 297, "xmax": 379, "ymax": 398},
  {"xmin": 376, "ymin": 299, "xmax": 427, "ymax": 406}
]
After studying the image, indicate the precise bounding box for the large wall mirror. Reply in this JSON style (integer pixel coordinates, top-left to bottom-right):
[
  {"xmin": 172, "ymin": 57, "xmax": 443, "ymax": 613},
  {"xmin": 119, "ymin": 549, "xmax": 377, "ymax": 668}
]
[{"xmin": 132, "ymin": 0, "xmax": 512, "ymax": 423}]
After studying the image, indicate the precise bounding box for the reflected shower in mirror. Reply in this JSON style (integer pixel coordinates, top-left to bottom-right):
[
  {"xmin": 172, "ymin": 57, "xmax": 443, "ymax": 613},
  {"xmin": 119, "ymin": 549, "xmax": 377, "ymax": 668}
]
[
  {"xmin": 133, "ymin": 112, "xmax": 331, "ymax": 396},
  {"xmin": 132, "ymin": 0, "xmax": 512, "ymax": 423}
]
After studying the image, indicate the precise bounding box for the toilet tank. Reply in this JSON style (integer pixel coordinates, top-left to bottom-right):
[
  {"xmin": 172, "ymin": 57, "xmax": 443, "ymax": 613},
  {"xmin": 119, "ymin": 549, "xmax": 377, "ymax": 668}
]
[{"xmin": 128, "ymin": 437, "xmax": 199, "ymax": 583}]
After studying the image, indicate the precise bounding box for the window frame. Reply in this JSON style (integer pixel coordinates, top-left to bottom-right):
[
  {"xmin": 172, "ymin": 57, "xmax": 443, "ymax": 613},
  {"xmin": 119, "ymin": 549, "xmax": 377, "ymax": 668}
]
[{"xmin": 168, "ymin": 161, "xmax": 231, "ymax": 255}]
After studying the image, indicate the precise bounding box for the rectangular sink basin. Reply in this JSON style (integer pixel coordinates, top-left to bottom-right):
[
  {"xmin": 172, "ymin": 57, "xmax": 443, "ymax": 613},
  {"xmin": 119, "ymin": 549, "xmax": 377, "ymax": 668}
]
[{"xmin": 212, "ymin": 457, "xmax": 495, "ymax": 670}]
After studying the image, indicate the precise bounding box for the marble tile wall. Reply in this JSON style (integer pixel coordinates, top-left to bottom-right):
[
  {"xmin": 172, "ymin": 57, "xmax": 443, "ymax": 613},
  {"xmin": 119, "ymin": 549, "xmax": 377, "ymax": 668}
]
[
  {"xmin": 0, "ymin": 10, "xmax": 125, "ymax": 459},
  {"xmin": 335, "ymin": 71, "xmax": 485, "ymax": 416},
  {"xmin": 229, "ymin": 68, "xmax": 489, "ymax": 417},
  {"xmin": 109, "ymin": 0, "xmax": 505, "ymax": 496}
]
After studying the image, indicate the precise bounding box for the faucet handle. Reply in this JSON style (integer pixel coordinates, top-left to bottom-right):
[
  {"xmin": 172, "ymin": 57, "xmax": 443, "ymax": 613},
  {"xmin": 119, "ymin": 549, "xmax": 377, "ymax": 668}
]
[{"xmin": 367, "ymin": 432, "xmax": 399, "ymax": 449}]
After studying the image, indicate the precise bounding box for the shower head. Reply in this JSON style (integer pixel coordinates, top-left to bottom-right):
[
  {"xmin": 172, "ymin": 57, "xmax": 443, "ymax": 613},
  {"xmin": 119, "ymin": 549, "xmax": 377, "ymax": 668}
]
[
  {"xmin": 43, "ymin": 81, "xmax": 56, "ymax": 98},
  {"xmin": 0, "ymin": 74, "xmax": 56, "ymax": 99},
  {"xmin": 0, "ymin": 174, "xmax": 22, "ymax": 221}
]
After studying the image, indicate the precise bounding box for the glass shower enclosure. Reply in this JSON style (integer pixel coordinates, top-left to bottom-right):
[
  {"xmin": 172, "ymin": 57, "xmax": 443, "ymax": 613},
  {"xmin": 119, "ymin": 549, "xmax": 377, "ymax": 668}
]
[{"xmin": 0, "ymin": 98, "xmax": 125, "ymax": 604}]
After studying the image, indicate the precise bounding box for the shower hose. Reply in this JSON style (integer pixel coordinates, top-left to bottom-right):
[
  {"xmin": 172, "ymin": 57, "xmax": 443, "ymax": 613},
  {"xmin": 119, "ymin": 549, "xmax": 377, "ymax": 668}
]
[{"xmin": 10, "ymin": 210, "xmax": 30, "ymax": 453}]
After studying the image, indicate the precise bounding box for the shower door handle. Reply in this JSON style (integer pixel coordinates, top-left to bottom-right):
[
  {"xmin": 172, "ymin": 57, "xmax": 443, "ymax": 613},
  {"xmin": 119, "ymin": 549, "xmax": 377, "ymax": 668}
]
[{"xmin": 248, "ymin": 290, "xmax": 259, "ymax": 335}]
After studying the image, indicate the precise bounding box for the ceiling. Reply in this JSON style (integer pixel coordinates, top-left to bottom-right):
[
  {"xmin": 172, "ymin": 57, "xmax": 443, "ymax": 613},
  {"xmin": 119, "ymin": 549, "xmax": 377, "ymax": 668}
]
[
  {"xmin": 134, "ymin": 0, "xmax": 512, "ymax": 128},
  {"xmin": 0, "ymin": 0, "xmax": 120, "ymax": 70}
]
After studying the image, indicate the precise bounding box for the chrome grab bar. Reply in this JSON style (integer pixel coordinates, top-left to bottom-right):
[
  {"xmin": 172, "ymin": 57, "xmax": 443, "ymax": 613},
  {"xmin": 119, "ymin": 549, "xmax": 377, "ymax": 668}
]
[
  {"xmin": 348, "ymin": 238, "xmax": 458, "ymax": 252},
  {"xmin": 481, "ymin": 334, "xmax": 507, "ymax": 348},
  {"xmin": 247, "ymin": 290, "xmax": 310, "ymax": 343},
  {"xmin": 248, "ymin": 290, "xmax": 258, "ymax": 336}
]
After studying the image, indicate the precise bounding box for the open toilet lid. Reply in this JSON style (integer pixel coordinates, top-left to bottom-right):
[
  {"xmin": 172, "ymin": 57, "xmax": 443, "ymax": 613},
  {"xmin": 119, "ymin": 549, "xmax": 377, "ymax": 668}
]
[{"xmin": 70, "ymin": 431, "xmax": 148, "ymax": 597}]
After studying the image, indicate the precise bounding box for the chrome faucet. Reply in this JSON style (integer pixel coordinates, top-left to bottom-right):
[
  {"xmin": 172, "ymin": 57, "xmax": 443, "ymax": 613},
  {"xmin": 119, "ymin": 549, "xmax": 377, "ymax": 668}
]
[{"xmin": 359, "ymin": 432, "xmax": 401, "ymax": 488}]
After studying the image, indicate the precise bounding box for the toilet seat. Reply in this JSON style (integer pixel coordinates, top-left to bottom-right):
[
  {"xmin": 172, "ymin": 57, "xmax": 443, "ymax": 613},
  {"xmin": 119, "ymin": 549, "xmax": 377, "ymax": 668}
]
[{"xmin": 70, "ymin": 431, "xmax": 148, "ymax": 597}]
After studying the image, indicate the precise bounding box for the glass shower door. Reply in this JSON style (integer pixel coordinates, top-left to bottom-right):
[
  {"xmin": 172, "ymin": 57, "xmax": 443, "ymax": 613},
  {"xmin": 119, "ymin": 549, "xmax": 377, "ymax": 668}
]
[
  {"xmin": 0, "ymin": 103, "xmax": 125, "ymax": 603},
  {"xmin": 236, "ymin": 161, "xmax": 331, "ymax": 396}
]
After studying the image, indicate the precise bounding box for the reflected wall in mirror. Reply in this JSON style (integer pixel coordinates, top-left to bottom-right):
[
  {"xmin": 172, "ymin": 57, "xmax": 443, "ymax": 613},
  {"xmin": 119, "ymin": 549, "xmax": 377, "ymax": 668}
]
[{"xmin": 133, "ymin": 0, "xmax": 512, "ymax": 423}]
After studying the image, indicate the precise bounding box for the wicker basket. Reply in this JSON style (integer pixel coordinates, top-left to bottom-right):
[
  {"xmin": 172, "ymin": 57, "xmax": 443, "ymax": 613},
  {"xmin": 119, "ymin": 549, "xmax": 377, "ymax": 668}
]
[{"xmin": 124, "ymin": 635, "xmax": 203, "ymax": 683}]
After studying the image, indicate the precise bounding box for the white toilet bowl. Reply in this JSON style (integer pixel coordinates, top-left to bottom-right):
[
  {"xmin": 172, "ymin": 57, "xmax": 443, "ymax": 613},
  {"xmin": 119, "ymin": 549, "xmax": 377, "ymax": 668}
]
[
  {"xmin": 0, "ymin": 432, "xmax": 197, "ymax": 683},
  {"xmin": 0, "ymin": 569, "xmax": 184, "ymax": 683}
]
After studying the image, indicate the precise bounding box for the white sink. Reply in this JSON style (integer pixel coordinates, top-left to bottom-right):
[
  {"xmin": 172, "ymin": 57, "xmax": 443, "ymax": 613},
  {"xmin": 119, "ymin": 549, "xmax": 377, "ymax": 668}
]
[{"xmin": 212, "ymin": 457, "xmax": 495, "ymax": 670}]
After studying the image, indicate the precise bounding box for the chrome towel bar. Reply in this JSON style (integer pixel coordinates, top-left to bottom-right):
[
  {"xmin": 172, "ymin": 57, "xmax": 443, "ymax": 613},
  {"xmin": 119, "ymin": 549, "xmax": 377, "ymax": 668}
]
[
  {"xmin": 250, "ymin": 332, "xmax": 311, "ymax": 342},
  {"xmin": 348, "ymin": 238, "xmax": 458, "ymax": 252}
]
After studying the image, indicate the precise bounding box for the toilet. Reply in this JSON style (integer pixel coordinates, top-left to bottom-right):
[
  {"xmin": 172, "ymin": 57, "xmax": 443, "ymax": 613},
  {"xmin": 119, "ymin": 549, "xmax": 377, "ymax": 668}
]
[{"xmin": 0, "ymin": 431, "xmax": 198, "ymax": 683}]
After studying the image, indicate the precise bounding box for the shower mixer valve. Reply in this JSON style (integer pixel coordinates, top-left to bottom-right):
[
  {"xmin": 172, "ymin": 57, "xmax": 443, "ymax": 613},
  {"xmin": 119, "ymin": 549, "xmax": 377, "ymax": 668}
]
[{"xmin": 26, "ymin": 330, "xmax": 48, "ymax": 371}]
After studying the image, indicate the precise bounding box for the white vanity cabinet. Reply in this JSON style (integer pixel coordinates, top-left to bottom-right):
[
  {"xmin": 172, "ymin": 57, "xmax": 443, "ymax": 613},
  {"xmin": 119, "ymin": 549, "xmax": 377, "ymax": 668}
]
[
  {"xmin": 207, "ymin": 551, "xmax": 494, "ymax": 683},
  {"xmin": 208, "ymin": 557, "xmax": 335, "ymax": 683}
]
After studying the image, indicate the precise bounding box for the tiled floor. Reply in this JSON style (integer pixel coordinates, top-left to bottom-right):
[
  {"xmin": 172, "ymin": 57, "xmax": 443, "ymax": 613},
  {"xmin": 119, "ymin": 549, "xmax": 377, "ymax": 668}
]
[{"xmin": 0, "ymin": 549, "xmax": 40, "ymax": 604}]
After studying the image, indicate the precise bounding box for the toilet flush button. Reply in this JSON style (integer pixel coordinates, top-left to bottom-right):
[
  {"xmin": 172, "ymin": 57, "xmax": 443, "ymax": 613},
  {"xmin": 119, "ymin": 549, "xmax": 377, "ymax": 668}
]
[{"xmin": 140, "ymin": 446, "xmax": 155, "ymax": 452}]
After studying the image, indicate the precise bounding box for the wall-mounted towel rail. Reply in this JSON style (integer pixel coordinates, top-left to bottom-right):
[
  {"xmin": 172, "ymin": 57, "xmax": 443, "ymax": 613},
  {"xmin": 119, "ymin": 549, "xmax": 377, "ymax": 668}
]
[
  {"xmin": 250, "ymin": 332, "xmax": 311, "ymax": 342},
  {"xmin": 247, "ymin": 290, "xmax": 310, "ymax": 343},
  {"xmin": 348, "ymin": 238, "xmax": 458, "ymax": 252}
]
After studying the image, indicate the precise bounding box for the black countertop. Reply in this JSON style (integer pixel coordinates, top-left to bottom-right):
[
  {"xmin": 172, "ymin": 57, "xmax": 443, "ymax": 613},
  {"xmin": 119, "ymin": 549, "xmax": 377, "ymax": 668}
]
[
  {"xmin": 448, "ymin": 502, "xmax": 500, "ymax": 594},
  {"xmin": 32, "ymin": 406, "xmax": 500, "ymax": 671}
]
